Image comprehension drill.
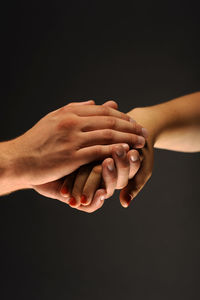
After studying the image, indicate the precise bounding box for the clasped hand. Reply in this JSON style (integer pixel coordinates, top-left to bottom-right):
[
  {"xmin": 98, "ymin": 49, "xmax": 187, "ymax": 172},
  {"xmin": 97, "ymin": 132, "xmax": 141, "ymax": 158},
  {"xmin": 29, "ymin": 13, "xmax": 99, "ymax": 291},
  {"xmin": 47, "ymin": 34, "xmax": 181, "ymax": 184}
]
[{"xmin": 29, "ymin": 100, "xmax": 152, "ymax": 213}]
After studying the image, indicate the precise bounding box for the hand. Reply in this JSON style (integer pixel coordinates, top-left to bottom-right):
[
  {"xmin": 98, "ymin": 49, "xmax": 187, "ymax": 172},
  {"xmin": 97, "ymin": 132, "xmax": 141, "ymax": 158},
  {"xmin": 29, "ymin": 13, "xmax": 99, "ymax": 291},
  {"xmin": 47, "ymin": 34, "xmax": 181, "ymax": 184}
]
[
  {"xmin": 13, "ymin": 100, "xmax": 146, "ymax": 188},
  {"xmin": 57, "ymin": 145, "xmax": 141, "ymax": 213},
  {"xmin": 119, "ymin": 139, "xmax": 154, "ymax": 207},
  {"xmin": 119, "ymin": 108, "xmax": 154, "ymax": 207}
]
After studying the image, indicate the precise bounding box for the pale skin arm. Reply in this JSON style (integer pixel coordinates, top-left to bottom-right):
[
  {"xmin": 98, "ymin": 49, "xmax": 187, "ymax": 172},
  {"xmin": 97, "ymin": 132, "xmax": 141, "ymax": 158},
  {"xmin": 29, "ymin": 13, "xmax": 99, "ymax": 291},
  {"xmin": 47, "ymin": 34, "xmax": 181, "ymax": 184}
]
[{"xmin": 120, "ymin": 91, "xmax": 200, "ymax": 206}]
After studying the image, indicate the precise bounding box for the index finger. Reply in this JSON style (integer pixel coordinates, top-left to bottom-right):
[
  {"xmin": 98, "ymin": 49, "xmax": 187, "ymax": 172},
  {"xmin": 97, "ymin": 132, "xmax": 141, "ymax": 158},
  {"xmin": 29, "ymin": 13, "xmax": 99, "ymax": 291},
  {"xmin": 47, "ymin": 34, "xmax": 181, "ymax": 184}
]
[{"xmin": 67, "ymin": 105, "xmax": 132, "ymax": 123}]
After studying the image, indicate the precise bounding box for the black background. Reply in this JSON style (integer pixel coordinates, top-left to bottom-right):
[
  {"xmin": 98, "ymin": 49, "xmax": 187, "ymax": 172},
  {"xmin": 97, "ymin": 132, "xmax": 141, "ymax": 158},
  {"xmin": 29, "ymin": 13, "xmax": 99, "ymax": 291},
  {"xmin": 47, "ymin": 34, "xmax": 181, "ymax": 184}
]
[{"xmin": 0, "ymin": 1, "xmax": 200, "ymax": 299}]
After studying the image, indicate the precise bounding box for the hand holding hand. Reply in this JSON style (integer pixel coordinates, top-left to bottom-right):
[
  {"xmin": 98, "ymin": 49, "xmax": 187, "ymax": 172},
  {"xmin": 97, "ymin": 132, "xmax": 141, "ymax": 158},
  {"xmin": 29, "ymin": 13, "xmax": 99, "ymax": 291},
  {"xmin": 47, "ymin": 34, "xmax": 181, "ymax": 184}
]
[
  {"xmin": 13, "ymin": 100, "xmax": 146, "ymax": 189},
  {"xmin": 57, "ymin": 145, "xmax": 141, "ymax": 213}
]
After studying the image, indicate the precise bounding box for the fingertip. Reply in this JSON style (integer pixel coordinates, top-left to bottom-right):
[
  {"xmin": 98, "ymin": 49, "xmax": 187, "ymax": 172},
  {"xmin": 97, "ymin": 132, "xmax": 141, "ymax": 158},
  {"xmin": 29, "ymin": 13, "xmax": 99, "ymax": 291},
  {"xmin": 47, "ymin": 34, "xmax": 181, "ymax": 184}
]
[
  {"xmin": 120, "ymin": 190, "xmax": 133, "ymax": 208},
  {"xmin": 96, "ymin": 189, "xmax": 106, "ymax": 204},
  {"xmin": 80, "ymin": 194, "xmax": 87, "ymax": 204},
  {"xmin": 87, "ymin": 99, "xmax": 95, "ymax": 105},
  {"xmin": 102, "ymin": 157, "xmax": 114, "ymax": 169},
  {"xmin": 103, "ymin": 100, "xmax": 118, "ymax": 110},
  {"xmin": 128, "ymin": 150, "xmax": 140, "ymax": 163},
  {"xmin": 135, "ymin": 136, "xmax": 146, "ymax": 148},
  {"xmin": 81, "ymin": 100, "xmax": 95, "ymax": 105},
  {"xmin": 142, "ymin": 128, "xmax": 148, "ymax": 139},
  {"xmin": 60, "ymin": 185, "xmax": 70, "ymax": 198},
  {"xmin": 112, "ymin": 144, "xmax": 125, "ymax": 157},
  {"xmin": 68, "ymin": 196, "xmax": 77, "ymax": 207},
  {"xmin": 121, "ymin": 143, "xmax": 130, "ymax": 152}
]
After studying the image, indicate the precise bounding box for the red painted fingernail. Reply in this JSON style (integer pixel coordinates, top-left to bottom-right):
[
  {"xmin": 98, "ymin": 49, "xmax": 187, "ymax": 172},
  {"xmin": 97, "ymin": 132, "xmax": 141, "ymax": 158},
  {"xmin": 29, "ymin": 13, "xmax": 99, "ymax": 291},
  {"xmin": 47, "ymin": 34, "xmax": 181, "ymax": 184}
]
[
  {"xmin": 125, "ymin": 194, "xmax": 132, "ymax": 207},
  {"xmin": 60, "ymin": 186, "xmax": 69, "ymax": 196},
  {"xmin": 80, "ymin": 194, "xmax": 87, "ymax": 204},
  {"xmin": 69, "ymin": 197, "xmax": 76, "ymax": 206}
]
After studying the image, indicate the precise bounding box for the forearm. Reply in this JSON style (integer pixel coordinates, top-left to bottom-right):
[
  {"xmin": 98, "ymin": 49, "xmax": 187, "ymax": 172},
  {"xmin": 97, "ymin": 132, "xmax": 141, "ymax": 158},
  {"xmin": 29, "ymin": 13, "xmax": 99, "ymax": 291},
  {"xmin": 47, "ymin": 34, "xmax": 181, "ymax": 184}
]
[
  {"xmin": 0, "ymin": 139, "xmax": 29, "ymax": 196},
  {"xmin": 128, "ymin": 92, "xmax": 200, "ymax": 152}
]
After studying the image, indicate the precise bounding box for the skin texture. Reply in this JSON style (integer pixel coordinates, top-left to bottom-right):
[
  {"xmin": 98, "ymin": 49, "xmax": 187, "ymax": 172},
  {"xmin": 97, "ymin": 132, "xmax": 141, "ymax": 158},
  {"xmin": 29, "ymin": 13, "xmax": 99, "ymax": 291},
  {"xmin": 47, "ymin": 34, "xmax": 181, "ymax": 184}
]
[
  {"xmin": 64, "ymin": 91, "xmax": 200, "ymax": 213},
  {"xmin": 2, "ymin": 92, "xmax": 199, "ymax": 212},
  {"xmin": 0, "ymin": 100, "xmax": 146, "ymax": 196},
  {"xmin": 58, "ymin": 146, "xmax": 141, "ymax": 212},
  {"xmin": 33, "ymin": 101, "xmax": 143, "ymax": 209},
  {"xmin": 121, "ymin": 91, "xmax": 200, "ymax": 207}
]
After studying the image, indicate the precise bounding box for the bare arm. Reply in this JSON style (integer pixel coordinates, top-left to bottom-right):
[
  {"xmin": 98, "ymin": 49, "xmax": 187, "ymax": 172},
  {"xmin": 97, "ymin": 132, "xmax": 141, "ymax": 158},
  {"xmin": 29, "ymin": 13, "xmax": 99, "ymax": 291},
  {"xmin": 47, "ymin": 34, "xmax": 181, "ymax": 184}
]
[
  {"xmin": 120, "ymin": 92, "xmax": 200, "ymax": 207},
  {"xmin": 128, "ymin": 91, "xmax": 200, "ymax": 153}
]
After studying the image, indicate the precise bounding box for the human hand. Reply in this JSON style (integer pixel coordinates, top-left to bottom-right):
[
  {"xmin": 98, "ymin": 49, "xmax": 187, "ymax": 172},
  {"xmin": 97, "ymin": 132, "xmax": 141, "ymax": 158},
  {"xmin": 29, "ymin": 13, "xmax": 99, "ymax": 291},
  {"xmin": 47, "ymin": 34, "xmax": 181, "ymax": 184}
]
[
  {"xmin": 57, "ymin": 144, "xmax": 141, "ymax": 213},
  {"xmin": 13, "ymin": 100, "xmax": 146, "ymax": 189},
  {"xmin": 119, "ymin": 108, "xmax": 154, "ymax": 207},
  {"xmin": 119, "ymin": 139, "xmax": 154, "ymax": 207}
]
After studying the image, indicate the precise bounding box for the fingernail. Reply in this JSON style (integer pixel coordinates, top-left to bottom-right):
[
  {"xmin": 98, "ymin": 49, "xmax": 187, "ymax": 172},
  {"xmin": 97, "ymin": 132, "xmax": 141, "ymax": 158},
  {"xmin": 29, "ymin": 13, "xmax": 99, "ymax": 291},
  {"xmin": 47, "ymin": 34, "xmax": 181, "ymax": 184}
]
[
  {"xmin": 136, "ymin": 136, "xmax": 145, "ymax": 147},
  {"xmin": 107, "ymin": 163, "xmax": 114, "ymax": 171},
  {"xmin": 122, "ymin": 143, "xmax": 129, "ymax": 151},
  {"xmin": 130, "ymin": 154, "xmax": 139, "ymax": 162},
  {"xmin": 142, "ymin": 128, "xmax": 148, "ymax": 139},
  {"xmin": 69, "ymin": 197, "xmax": 76, "ymax": 206},
  {"xmin": 100, "ymin": 195, "xmax": 105, "ymax": 201},
  {"xmin": 125, "ymin": 194, "xmax": 132, "ymax": 207},
  {"xmin": 80, "ymin": 194, "xmax": 87, "ymax": 204},
  {"xmin": 116, "ymin": 148, "xmax": 125, "ymax": 157},
  {"xmin": 60, "ymin": 186, "xmax": 69, "ymax": 197}
]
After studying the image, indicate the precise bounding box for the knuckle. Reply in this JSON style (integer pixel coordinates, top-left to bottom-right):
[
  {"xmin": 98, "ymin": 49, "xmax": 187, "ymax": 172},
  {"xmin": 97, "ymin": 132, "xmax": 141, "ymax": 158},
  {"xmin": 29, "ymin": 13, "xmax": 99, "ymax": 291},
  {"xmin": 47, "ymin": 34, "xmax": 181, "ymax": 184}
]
[
  {"xmin": 63, "ymin": 104, "xmax": 73, "ymax": 112},
  {"xmin": 93, "ymin": 146, "xmax": 101, "ymax": 157},
  {"xmin": 57, "ymin": 116, "xmax": 78, "ymax": 130},
  {"xmin": 104, "ymin": 129, "xmax": 113, "ymax": 140},
  {"xmin": 107, "ymin": 117, "xmax": 116, "ymax": 129},
  {"xmin": 132, "ymin": 120, "xmax": 137, "ymax": 132},
  {"xmin": 59, "ymin": 106, "xmax": 67, "ymax": 113},
  {"xmin": 120, "ymin": 111, "xmax": 127, "ymax": 120},
  {"xmin": 101, "ymin": 106, "xmax": 109, "ymax": 115}
]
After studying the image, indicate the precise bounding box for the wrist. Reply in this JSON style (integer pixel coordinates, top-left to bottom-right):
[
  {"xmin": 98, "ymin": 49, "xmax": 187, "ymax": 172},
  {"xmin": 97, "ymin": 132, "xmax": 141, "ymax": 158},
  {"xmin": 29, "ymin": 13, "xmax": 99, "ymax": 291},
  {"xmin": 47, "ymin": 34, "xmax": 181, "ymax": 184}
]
[
  {"xmin": 0, "ymin": 138, "xmax": 32, "ymax": 194},
  {"xmin": 127, "ymin": 106, "xmax": 162, "ymax": 147}
]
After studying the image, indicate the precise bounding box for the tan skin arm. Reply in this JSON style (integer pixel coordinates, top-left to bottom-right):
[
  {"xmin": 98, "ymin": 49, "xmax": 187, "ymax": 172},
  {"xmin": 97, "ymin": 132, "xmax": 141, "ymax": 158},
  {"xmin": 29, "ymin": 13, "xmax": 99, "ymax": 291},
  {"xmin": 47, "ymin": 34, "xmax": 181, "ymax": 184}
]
[
  {"xmin": 120, "ymin": 91, "xmax": 200, "ymax": 207},
  {"xmin": 130, "ymin": 92, "xmax": 200, "ymax": 152}
]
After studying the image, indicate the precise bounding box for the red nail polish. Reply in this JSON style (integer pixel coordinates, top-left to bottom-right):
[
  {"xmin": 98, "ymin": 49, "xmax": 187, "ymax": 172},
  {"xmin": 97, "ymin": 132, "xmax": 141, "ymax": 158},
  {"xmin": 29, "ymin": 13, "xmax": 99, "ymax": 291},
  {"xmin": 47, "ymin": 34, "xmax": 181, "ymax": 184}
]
[
  {"xmin": 80, "ymin": 195, "xmax": 87, "ymax": 204},
  {"xmin": 60, "ymin": 186, "xmax": 69, "ymax": 195},
  {"xmin": 126, "ymin": 194, "xmax": 132, "ymax": 207},
  {"xmin": 69, "ymin": 197, "xmax": 76, "ymax": 206}
]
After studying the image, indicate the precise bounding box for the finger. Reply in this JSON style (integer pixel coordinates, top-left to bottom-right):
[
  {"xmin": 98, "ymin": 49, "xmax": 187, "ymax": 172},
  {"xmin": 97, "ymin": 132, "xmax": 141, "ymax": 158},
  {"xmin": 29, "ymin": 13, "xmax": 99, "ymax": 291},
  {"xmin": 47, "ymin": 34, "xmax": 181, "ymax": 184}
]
[
  {"xmin": 120, "ymin": 149, "xmax": 153, "ymax": 208},
  {"xmin": 111, "ymin": 145, "xmax": 130, "ymax": 189},
  {"xmin": 69, "ymin": 164, "xmax": 94, "ymax": 208},
  {"xmin": 102, "ymin": 158, "xmax": 117, "ymax": 198},
  {"xmin": 34, "ymin": 179, "xmax": 76, "ymax": 205},
  {"xmin": 77, "ymin": 189, "xmax": 106, "ymax": 213},
  {"xmin": 80, "ymin": 116, "xmax": 145, "ymax": 137},
  {"xmin": 102, "ymin": 100, "xmax": 118, "ymax": 110},
  {"xmin": 81, "ymin": 165, "xmax": 103, "ymax": 206},
  {"xmin": 52, "ymin": 100, "xmax": 95, "ymax": 114},
  {"xmin": 80, "ymin": 130, "xmax": 145, "ymax": 148},
  {"xmin": 76, "ymin": 143, "xmax": 130, "ymax": 167},
  {"xmin": 67, "ymin": 100, "xmax": 95, "ymax": 106},
  {"xmin": 127, "ymin": 149, "xmax": 141, "ymax": 179},
  {"xmin": 67, "ymin": 105, "xmax": 131, "ymax": 122},
  {"xmin": 60, "ymin": 172, "xmax": 77, "ymax": 203}
]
